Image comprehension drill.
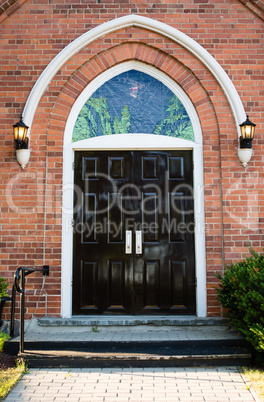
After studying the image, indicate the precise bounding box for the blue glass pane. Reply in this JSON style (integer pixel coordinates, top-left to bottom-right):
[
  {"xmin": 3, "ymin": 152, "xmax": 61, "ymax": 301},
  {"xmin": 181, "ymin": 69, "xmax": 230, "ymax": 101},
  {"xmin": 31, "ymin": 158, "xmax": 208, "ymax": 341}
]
[{"xmin": 72, "ymin": 70, "xmax": 194, "ymax": 142}]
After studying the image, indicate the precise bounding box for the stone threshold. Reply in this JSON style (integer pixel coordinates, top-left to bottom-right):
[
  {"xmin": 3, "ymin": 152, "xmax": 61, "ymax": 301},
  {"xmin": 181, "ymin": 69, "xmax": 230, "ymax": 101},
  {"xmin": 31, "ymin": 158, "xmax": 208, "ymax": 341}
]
[{"xmin": 38, "ymin": 315, "xmax": 227, "ymax": 327}]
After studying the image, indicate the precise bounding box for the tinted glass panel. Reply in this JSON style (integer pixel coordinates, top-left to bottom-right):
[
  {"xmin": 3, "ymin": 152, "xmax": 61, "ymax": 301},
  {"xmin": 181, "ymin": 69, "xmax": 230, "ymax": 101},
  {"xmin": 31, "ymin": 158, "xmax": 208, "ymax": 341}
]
[{"xmin": 73, "ymin": 70, "xmax": 194, "ymax": 142}]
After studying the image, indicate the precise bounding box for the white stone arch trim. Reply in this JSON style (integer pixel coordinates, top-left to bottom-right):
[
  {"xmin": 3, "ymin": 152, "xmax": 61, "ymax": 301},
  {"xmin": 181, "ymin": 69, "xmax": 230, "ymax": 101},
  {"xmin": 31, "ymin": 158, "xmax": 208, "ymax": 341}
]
[
  {"xmin": 61, "ymin": 63, "xmax": 206, "ymax": 318},
  {"xmin": 64, "ymin": 61, "xmax": 202, "ymax": 146},
  {"xmin": 23, "ymin": 15, "xmax": 246, "ymax": 138}
]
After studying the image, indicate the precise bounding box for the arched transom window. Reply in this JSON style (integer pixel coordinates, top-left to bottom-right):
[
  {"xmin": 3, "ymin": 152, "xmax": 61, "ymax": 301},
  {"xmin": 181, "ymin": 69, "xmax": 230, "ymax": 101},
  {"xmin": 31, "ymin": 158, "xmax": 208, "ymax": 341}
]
[{"xmin": 72, "ymin": 70, "xmax": 194, "ymax": 142}]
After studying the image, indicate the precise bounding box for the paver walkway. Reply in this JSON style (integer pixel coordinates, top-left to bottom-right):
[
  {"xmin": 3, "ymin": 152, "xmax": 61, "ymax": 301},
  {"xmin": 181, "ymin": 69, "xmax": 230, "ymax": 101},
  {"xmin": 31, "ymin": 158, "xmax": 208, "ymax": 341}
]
[{"xmin": 5, "ymin": 366, "xmax": 260, "ymax": 402}]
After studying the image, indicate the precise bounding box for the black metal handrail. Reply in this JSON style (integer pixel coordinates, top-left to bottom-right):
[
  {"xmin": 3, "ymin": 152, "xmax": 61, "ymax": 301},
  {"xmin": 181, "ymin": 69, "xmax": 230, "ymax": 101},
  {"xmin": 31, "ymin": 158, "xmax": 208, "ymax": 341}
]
[{"xmin": 10, "ymin": 265, "xmax": 49, "ymax": 353}]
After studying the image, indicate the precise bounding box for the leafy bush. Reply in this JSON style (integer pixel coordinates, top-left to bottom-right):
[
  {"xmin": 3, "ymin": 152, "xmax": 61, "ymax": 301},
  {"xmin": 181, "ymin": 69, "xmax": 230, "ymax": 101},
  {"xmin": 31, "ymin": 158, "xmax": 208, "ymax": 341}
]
[
  {"xmin": 0, "ymin": 332, "xmax": 10, "ymax": 352},
  {"xmin": 216, "ymin": 249, "xmax": 264, "ymax": 353},
  {"xmin": 0, "ymin": 277, "xmax": 8, "ymax": 300}
]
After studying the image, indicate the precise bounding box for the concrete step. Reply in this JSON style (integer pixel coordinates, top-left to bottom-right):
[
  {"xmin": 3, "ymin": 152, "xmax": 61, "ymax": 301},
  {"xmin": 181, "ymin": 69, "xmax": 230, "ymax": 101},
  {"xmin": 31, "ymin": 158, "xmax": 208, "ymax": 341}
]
[
  {"xmin": 8, "ymin": 319, "xmax": 241, "ymax": 343},
  {"xmin": 6, "ymin": 317, "xmax": 252, "ymax": 368},
  {"xmin": 4, "ymin": 339, "xmax": 252, "ymax": 368}
]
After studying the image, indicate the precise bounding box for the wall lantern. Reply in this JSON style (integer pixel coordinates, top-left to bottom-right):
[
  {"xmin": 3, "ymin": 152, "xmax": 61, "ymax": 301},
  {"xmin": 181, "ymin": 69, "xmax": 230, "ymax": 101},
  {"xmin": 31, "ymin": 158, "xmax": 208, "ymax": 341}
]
[
  {"xmin": 13, "ymin": 117, "xmax": 30, "ymax": 169},
  {"xmin": 237, "ymin": 115, "xmax": 256, "ymax": 168}
]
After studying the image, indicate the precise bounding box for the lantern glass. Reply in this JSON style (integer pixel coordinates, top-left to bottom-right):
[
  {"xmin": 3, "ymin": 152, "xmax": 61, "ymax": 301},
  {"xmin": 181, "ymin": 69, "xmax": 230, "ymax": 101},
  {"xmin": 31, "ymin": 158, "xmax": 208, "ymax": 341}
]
[
  {"xmin": 239, "ymin": 115, "xmax": 255, "ymax": 141},
  {"xmin": 13, "ymin": 118, "xmax": 29, "ymax": 147},
  {"xmin": 14, "ymin": 125, "xmax": 27, "ymax": 142}
]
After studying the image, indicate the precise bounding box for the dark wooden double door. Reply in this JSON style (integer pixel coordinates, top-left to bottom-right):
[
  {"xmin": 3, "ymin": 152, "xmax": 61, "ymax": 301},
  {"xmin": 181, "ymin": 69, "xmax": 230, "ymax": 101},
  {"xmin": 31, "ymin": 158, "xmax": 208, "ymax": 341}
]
[{"xmin": 73, "ymin": 150, "xmax": 195, "ymax": 315}]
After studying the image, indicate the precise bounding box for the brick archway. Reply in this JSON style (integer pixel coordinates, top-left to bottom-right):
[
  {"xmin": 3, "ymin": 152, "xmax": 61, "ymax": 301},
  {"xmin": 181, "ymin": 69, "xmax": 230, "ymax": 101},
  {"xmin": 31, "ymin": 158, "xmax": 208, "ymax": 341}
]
[{"xmin": 24, "ymin": 15, "xmax": 245, "ymax": 137}]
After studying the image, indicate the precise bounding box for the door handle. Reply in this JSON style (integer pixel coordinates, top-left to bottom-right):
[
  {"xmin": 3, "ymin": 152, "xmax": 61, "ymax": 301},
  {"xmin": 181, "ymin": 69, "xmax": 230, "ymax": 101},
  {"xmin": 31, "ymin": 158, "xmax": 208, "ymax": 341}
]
[
  {"xmin": 125, "ymin": 230, "xmax": 132, "ymax": 254},
  {"xmin": 136, "ymin": 230, "xmax": 142, "ymax": 254}
]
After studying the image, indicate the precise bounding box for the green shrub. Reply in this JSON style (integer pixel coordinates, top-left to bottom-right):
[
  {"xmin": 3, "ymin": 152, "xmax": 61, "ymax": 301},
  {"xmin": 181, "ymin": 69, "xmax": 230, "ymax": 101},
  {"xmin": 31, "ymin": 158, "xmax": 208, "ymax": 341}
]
[
  {"xmin": 0, "ymin": 332, "xmax": 10, "ymax": 352},
  {"xmin": 216, "ymin": 249, "xmax": 264, "ymax": 353},
  {"xmin": 0, "ymin": 277, "xmax": 8, "ymax": 300}
]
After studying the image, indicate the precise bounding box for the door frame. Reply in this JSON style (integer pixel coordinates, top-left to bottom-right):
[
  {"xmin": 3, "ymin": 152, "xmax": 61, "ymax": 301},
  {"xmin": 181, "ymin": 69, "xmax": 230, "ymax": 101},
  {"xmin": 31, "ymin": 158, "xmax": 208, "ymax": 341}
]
[{"xmin": 62, "ymin": 62, "xmax": 206, "ymax": 318}]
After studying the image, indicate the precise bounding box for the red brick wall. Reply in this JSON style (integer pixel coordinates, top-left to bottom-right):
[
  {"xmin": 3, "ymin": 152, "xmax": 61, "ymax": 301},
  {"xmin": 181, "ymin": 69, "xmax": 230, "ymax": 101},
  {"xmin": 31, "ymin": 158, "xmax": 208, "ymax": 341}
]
[{"xmin": 0, "ymin": 0, "xmax": 263, "ymax": 319}]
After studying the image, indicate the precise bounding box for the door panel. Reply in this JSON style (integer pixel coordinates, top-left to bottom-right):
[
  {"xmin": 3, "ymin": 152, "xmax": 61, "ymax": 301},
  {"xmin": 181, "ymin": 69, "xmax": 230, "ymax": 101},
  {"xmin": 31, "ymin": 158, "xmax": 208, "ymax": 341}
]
[
  {"xmin": 107, "ymin": 260, "xmax": 126, "ymax": 310},
  {"xmin": 72, "ymin": 150, "xmax": 195, "ymax": 315},
  {"xmin": 143, "ymin": 260, "xmax": 160, "ymax": 310},
  {"xmin": 170, "ymin": 260, "xmax": 187, "ymax": 308},
  {"xmin": 79, "ymin": 260, "xmax": 98, "ymax": 310},
  {"xmin": 169, "ymin": 192, "xmax": 186, "ymax": 243},
  {"xmin": 82, "ymin": 193, "xmax": 97, "ymax": 243}
]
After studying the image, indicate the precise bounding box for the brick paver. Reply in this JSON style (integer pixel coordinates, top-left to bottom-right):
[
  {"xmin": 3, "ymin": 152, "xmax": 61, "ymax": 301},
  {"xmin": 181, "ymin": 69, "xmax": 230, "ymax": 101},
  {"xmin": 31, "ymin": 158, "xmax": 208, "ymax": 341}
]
[{"xmin": 5, "ymin": 367, "xmax": 260, "ymax": 402}]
